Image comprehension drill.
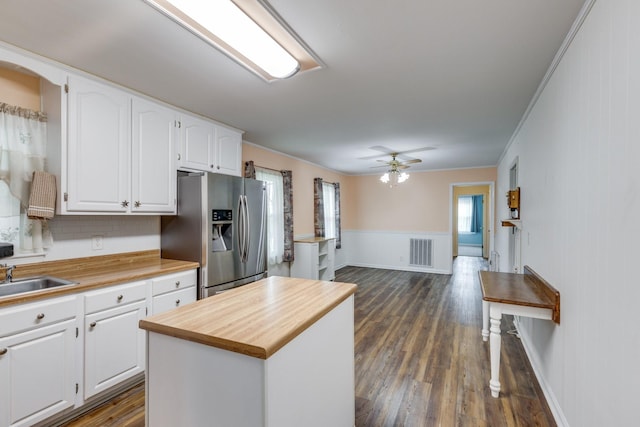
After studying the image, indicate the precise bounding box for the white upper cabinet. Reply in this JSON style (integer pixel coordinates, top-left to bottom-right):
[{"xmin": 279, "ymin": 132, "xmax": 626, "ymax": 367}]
[
  {"xmin": 178, "ymin": 113, "xmax": 242, "ymax": 177},
  {"xmin": 216, "ymin": 125, "xmax": 243, "ymax": 176},
  {"xmin": 64, "ymin": 75, "xmax": 177, "ymax": 214},
  {"xmin": 67, "ymin": 75, "xmax": 130, "ymax": 213},
  {"xmin": 131, "ymin": 97, "xmax": 177, "ymax": 213}
]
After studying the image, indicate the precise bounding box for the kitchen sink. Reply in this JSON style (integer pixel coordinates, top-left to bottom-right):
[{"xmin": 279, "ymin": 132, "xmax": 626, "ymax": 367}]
[{"xmin": 0, "ymin": 276, "xmax": 77, "ymax": 297}]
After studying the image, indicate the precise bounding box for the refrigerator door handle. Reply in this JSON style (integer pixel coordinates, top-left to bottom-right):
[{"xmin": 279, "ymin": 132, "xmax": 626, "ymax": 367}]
[
  {"xmin": 243, "ymin": 195, "xmax": 250, "ymax": 262},
  {"xmin": 237, "ymin": 195, "xmax": 245, "ymax": 262}
]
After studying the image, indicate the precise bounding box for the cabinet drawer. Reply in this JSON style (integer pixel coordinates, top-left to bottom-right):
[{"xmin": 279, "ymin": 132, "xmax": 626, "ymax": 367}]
[
  {"xmin": 151, "ymin": 270, "xmax": 197, "ymax": 296},
  {"xmin": 85, "ymin": 280, "xmax": 147, "ymax": 314},
  {"xmin": 0, "ymin": 295, "xmax": 77, "ymax": 337},
  {"xmin": 152, "ymin": 286, "xmax": 197, "ymax": 315}
]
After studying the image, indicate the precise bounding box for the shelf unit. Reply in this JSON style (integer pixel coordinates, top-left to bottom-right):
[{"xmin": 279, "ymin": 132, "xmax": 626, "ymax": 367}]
[{"xmin": 290, "ymin": 238, "xmax": 335, "ymax": 281}]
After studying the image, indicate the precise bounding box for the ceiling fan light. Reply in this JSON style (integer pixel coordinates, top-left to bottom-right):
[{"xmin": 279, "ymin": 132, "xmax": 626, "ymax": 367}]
[{"xmin": 380, "ymin": 173, "xmax": 390, "ymax": 184}]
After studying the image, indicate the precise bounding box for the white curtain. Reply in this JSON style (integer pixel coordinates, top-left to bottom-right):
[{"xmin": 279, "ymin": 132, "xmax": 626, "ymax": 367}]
[
  {"xmin": 0, "ymin": 103, "xmax": 48, "ymax": 253},
  {"xmin": 458, "ymin": 196, "xmax": 473, "ymax": 233},
  {"xmin": 256, "ymin": 168, "xmax": 284, "ymax": 265},
  {"xmin": 322, "ymin": 182, "xmax": 336, "ymax": 239}
]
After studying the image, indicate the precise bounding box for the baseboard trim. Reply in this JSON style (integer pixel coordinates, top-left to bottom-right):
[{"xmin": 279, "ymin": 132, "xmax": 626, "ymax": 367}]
[
  {"xmin": 345, "ymin": 262, "xmax": 451, "ymax": 275},
  {"xmin": 514, "ymin": 318, "xmax": 569, "ymax": 427}
]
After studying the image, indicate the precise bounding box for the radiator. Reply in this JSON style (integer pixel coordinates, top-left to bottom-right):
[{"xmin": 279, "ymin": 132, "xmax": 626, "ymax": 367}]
[
  {"xmin": 489, "ymin": 251, "xmax": 500, "ymax": 272},
  {"xmin": 409, "ymin": 238, "xmax": 433, "ymax": 267}
]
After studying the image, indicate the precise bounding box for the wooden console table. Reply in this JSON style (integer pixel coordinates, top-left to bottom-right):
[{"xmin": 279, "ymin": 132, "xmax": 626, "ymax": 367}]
[{"xmin": 479, "ymin": 266, "xmax": 560, "ymax": 397}]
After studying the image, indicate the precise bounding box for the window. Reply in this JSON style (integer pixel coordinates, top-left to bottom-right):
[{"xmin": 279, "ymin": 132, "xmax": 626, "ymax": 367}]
[
  {"xmin": 0, "ymin": 181, "xmax": 21, "ymax": 247},
  {"xmin": 322, "ymin": 182, "xmax": 336, "ymax": 239},
  {"xmin": 458, "ymin": 196, "xmax": 473, "ymax": 233},
  {"xmin": 255, "ymin": 168, "xmax": 284, "ymax": 264}
]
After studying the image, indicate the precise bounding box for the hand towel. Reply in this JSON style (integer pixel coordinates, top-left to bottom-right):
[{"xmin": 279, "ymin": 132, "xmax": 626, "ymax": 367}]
[{"xmin": 27, "ymin": 171, "xmax": 56, "ymax": 219}]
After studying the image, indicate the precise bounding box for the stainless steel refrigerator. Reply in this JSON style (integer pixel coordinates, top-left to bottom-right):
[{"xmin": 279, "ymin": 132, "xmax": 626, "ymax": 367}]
[{"xmin": 161, "ymin": 170, "xmax": 267, "ymax": 298}]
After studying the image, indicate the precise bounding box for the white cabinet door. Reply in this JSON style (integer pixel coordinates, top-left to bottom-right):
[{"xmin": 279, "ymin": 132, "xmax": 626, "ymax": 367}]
[
  {"xmin": 0, "ymin": 319, "xmax": 76, "ymax": 427},
  {"xmin": 179, "ymin": 114, "xmax": 216, "ymax": 172},
  {"xmin": 67, "ymin": 75, "xmax": 130, "ymax": 212},
  {"xmin": 179, "ymin": 114, "xmax": 243, "ymax": 176},
  {"xmin": 290, "ymin": 242, "xmax": 320, "ymax": 280},
  {"xmin": 131, "ymin": 97, "xmax": 177, "ymax": 214},
  {"xmin": 84, "ymin": 300, "xmax": 146, "ymax": 399},
  {"xmin": 152, "ymin": 286, "xmax": 196, "ymax": 316},
  {"xmin": 216, "ymin": 126, "xmax": 242, "ymax": 176}
]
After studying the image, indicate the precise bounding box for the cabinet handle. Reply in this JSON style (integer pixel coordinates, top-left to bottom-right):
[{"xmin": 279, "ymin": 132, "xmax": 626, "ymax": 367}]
[
  {"xmin": 175, "ymin": 280, "xmax": 180, "ymax": 288},
  {"xmin": 175, "ymin": 299, "xmax": 180, "ymax": 305},
  {"xmin": 0, "ymin": 348, "xmax": 7, "ymax": 356},
  {"xmin": 36, "ymin": 313, "xmax": 45, "ymax": 320},
  {"xmin": 210, "ymin": 164, "xmax": 215, "ymax": 168},
  {"xmin": 134, "ymin": 201, "xmax": 141, "ymax": 208},
  {"xmin": 177, "ymin": 153, "xmax": 181, "ymax": 160},
  {"xmin": 117, "ymin": 294, "xmax": 124, "ymax": 301},
  {"xmin": 121, "ymin": 200, "xmax": 129, "ymax": 208},
  {"xmin": 90, "ymin": 322, "xmax": 97, "ymax": 328}
]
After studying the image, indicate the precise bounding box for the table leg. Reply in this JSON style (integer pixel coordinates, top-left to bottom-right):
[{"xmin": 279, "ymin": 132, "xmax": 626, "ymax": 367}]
[
  {"xmin": 489, "ymin": 305, "xmax": 502, "ymax": 398},
  {"xmin": 481, "ymin": 300, "xmax": 489, "ymax": 341}
]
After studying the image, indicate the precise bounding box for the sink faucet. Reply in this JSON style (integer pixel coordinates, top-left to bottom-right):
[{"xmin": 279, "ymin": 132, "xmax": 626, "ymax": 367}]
[{"xmin": 1, "ymin": 264, "xmax": 15, "ymax": 283}]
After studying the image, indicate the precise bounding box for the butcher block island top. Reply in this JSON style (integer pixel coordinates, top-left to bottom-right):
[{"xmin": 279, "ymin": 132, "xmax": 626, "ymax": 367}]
[{"xmin": 139, "ymin": 276, "xmax": 358, "ymax": 359}]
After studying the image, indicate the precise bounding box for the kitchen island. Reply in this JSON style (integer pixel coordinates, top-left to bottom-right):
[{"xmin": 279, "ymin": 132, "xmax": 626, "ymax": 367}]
[{"xmin": 139, "ymin": 276, "xmax": 357, "ymax": 427}]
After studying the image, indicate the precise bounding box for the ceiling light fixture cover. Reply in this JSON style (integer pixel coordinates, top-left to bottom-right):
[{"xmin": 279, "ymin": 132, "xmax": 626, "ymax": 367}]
[
  {"xmin": 145, "ymin": 0, "xmax": 320, "ymax": 80},
  {"xmin": 380, "ymin": 170, "xmax": 410, "ymax": 187}
]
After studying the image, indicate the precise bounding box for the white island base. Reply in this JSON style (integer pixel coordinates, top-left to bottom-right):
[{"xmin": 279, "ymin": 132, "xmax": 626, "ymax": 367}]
[{"xmin": 145, "ymin": 295, "xmax": 355, "ymax": 427}]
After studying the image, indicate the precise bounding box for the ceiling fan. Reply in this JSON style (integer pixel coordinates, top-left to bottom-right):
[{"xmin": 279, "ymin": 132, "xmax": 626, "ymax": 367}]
[{"xmin": 373, "ymin": 152, "xmax": 421, "ymax": 171}]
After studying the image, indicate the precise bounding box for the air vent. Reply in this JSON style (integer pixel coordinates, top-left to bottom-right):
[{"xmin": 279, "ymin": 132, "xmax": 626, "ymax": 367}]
[{"xmin": 409, "ymin": 238, "xmax": 433, "ymax": 267}]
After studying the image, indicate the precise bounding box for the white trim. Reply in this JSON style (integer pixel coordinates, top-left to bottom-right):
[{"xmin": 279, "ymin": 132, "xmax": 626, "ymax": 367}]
[
  {"xmin": 499, "ymin": 0, "xmax": 597, "ymax": 164},
  {"xmin": 514, "ymin": 318, "xmax": 569, "ymax": 427}
]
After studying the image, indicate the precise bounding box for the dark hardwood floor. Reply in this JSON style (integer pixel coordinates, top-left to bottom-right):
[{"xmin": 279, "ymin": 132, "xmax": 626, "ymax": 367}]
[{"xmin": 60, "ymin": 256, "xmax": 555, "ymax": 426}]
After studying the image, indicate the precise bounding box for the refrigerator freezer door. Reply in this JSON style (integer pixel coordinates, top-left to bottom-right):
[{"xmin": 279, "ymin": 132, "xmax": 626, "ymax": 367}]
[{"xmin": 206, "ymin": 173, "xmax": 244, "ymax": 288}]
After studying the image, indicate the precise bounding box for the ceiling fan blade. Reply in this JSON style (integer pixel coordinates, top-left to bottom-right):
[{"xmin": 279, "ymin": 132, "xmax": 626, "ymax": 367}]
[
  {"xmin": 402, "ymin": 158, "xmax": 422, "ymax": 164},
  {"xmin": 358, "ymin": 146, "xmax": 396, "ymax": 160}
]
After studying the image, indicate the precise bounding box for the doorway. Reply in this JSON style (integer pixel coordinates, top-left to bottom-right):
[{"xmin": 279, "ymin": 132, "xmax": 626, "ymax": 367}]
[{"xmin": 452, "ymin": 184, "xmax": 491, "ymax": 258}]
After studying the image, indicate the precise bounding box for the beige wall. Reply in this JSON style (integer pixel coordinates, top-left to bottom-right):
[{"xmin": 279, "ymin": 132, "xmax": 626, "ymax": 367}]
[
  {"xmin": 243, "ymin": 142, "xmax": 496, "ymax": 234},
  {"xmin": 351, "ymin": 168, "xmax": 496, "ymax": 232},
  {"xmin": 242, "ymin": 143, "xmax": 346, "ymax": 237},
  {"xmin": 0, "ymin": 67, "xmax": 41, "ymax": 110}
]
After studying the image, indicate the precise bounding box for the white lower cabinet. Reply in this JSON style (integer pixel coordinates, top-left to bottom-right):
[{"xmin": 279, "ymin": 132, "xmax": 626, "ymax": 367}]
[
  {"xmin": 0, "ymin": 296, "xmax": 77, "ymax": 427},
  {"xmin": 0, "ymin": 267, "xmax": 198, "ymax": 425},
  {"xmin": 83, "ymin": 280, "xmax": 147, "ymax": 399},
  {"xmin": 150, "ymin": 270, "xmax": 197, "ymax": 315},
  {"xmin": 290, "ymin": 238, "xmax": 336, "ymax": 281}
]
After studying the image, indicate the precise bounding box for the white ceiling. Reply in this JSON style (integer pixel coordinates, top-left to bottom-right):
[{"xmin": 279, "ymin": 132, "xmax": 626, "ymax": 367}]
[{"xmin": 0, "ymin": 0, "xmax": 586, "ymax": 175}]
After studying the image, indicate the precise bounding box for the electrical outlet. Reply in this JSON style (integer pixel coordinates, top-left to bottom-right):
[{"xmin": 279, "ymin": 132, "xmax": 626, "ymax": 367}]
[{"xmin": 92, "ymin": 235, "xmax": 104, "ymax": 250}]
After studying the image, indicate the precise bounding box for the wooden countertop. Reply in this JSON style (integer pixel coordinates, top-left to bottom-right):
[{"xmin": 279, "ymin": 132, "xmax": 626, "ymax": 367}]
[
  {"xmin": 139, "ymin": 276, "xmax": 357, "ymax": 359},
  {"xmin": 0, "ymin": 250, "xmax": 199, "ymax": 307},
  {"xmin": 294, "ymin": 237, "xmax": 335, "ymax": 243},
  {"xmin": 479, "ymin": 266, "xmax": 560, "ymax": 323}
]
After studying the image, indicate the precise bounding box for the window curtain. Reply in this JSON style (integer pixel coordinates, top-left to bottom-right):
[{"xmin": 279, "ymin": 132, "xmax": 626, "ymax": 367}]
[
  {"xmin": 458, "ymin": 196, "xmax": 473, "ymax": 233},
  {"xmin": 334, "ymin": 182, "xmax": 341, "ymax": 249},
  {"xmin": 322, "ymin": 182, "xmax": 335, "ymax": 239},
  {"xmin": 256, "ymin": 168, "xmax": 284, "ymax": 265},
  {"xmin": 470, "ymin": 195, "xmax": 483, "ymax": 233},
  {"xmin": 0, "ymin": 103, "xmax": 50, "ymax": 253},
  {"xmin": 281, "ymin": 170, "xmax": 294, "ymax": 262},
  {"xmin": 244, "ymin": 160, "xmax": 256, "ymax": 179},
  {"xmin": 313, "ymin": 177, "xmax": 324, "ymax": 237}
]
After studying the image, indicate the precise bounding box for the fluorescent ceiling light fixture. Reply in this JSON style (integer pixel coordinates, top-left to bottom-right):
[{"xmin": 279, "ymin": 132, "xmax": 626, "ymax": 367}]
[{"xmin": 145, "ymin": 0, "xmax": 321, "ymax": 81}]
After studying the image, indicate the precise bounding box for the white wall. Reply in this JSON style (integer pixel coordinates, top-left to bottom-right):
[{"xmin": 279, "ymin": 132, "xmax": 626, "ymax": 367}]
[
  {"xmin": 12, "ymin": 216, "xmax": 160, "ymax": 264},
  {"xmin": 341, "ymin": 230, "xmax": 452, "ymax": 275},
  {"xmin": 495, "ymin": 0, "xmax": 640, "ymax": 425}
]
